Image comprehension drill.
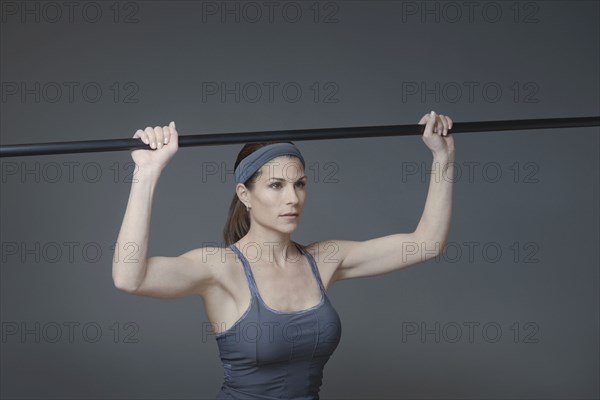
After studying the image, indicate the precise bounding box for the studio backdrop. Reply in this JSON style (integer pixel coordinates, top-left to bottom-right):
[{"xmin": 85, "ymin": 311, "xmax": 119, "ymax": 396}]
[{"xmin": 1, "ymin": 1, "xmax": 598, "ymax": 399}]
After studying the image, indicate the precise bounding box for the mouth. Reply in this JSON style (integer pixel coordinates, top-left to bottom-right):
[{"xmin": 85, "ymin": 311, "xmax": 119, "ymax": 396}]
[{"xmin": 280, "ymin": 213, "xmax": 299, "ymax": 217}]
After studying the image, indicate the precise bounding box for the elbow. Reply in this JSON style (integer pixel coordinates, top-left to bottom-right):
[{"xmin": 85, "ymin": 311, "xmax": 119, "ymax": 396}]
[
  {"xmin": 412, "ymin": 232, "xmax": 446, "ymax": 260},
  {"xmin": 430, "ymin": 241, "xmax": 447, "ymax": 259},
  {"xmin": 438, "ymin": 241, "xmax": 448, "ymax": 256},
  {"xmin": 112, "ymin": 259, "xmax": 146, "ymax": 293},
  {"xmin": 114, "ymin": 280, "xmax": 138, "ymax": 293},
  {"xmin": 112, "ymin": 273, "xmax": 139, "ymax": 293}
]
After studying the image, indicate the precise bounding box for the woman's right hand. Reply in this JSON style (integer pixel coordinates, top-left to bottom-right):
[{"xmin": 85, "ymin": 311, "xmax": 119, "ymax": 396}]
[{"xmin": 131, "ymin": 121, "xmax": 179, "ymax": 171}]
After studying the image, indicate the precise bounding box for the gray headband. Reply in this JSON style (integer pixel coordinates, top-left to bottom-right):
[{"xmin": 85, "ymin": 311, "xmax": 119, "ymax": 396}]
[{"xmin": 234, "ymin": 143, "xmax": 305, "ymax": 184}]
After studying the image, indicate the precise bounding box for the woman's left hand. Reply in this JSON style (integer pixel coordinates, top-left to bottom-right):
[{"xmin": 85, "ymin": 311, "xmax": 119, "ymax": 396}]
[{"xmin": 418, "ymin": 111, "xmax": 455, "ymax": 157}]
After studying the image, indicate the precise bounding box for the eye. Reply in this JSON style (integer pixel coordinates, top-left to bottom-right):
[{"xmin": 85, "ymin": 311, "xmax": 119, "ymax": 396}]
[{"xmin": 269, "ymin": 181, "xmax": 306, "ymax": 189}]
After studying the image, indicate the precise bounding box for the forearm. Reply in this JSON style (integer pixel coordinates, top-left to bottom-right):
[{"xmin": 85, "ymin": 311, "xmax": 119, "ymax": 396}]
[
  {"xmin": 112, "ymin": 167, "xmax": 161, "ymax": 291},
  {"xmin": 413, "ymin": 151, "xmax": 455, "ymax": 254}
]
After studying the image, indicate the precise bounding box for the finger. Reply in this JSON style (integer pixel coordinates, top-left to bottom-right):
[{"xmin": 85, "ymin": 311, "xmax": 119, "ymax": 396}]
[
  {"xmin": 162, "ymin": 126, "xmax": 170, "ymax": 144},
  {"xmin": 153, "ymin": 126, "xmax": 164, "ymax": 149},
  {"xmin": 434, "ymin": 112, "xmax": 442, "ymax": 134},
  {"xmin": 439, "ymin": 114, "xmax": 449, "ymax": 136},
  {"xmin": 447, "ymin": 116, "xmax": 453, "ymax": 130},
  {"xmin": 444, "ymin": 116, "xmax": 450, "ymax": 135},
  {"xmin": 424, "ymin": 110, "xmax": 436, "ymax": 137},
  {"xmin": 145, "ymin": 127, "xmax": 156, "ymax": 149},
  {"xmin": 433, "ymin": 114, "xmax": 441, "ymax": 134},
  {"xmin": 133, "ymin": 129, "xmax": 149, "ymax": 145},
  {"xmin": 169, "ymin": 121, "xmax": 179, "ymax": 148}
]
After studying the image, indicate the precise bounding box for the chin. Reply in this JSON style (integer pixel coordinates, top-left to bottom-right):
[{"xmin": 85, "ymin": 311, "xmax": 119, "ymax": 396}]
[{"xmin": 281, "ymin": 224, "xmax": 298, "ymax": 232}]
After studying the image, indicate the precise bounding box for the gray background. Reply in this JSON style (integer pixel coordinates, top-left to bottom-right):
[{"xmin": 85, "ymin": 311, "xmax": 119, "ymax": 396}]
[{"xmin": 1, "ymin": 0, "xmax": 598, "ymax": 399}]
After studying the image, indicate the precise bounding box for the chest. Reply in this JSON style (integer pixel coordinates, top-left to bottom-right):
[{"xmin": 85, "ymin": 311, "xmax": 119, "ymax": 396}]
[{"xmin": 250, "ymin": 263, "xmax": 322, "ymax": 311}]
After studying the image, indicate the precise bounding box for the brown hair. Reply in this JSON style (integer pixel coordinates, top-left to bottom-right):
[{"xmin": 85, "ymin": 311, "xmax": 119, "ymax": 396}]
[{"xmin": 222, "ymin": 141, "xmax": 304, "ymax": 247}]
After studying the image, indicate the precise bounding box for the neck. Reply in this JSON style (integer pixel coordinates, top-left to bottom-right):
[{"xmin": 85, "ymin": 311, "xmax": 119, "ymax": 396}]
[{"xmin": 234, "ymin": 236, "xmax": 301, "ymax": 269}]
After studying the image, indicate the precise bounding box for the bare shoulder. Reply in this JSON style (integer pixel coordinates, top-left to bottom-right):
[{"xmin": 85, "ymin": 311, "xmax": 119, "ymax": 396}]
[
  {"xmin": 183, "ymin": 245, "xmax": 228, "ymax": 263},
  {"xmin": 197, "ymin": 244, "xmax": 241, "ymax": 267}
]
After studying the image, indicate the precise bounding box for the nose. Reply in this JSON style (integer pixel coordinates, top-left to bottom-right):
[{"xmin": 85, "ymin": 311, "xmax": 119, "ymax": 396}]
[{"xmin": 285, "ymin": 183, "xmax": 300, "ymax": 205}]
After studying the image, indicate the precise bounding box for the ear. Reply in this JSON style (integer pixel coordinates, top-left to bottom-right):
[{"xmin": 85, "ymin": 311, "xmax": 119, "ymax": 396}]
[{"xmin": 236, "ymin": 183, "xmax": 249, "ymax": 203}]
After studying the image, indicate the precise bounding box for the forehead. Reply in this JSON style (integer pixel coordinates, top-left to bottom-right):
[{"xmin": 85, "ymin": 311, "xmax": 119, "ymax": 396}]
[{"xmin": 258, "ymin": 156, "xmax": 304, "ymax": 180}]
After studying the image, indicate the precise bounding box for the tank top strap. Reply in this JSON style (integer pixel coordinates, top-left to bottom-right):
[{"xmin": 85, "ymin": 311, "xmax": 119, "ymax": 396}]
[
  {"xmin": 295, "ymin": 242, "xmax": 327, "ymax": 295},
  {"xmin": 228, "ymin": 244, "xmax": 259, "ymax": 298},
  {"xmin": 229, "ymin": 242, "xmax": 326, "ymax": 297}
]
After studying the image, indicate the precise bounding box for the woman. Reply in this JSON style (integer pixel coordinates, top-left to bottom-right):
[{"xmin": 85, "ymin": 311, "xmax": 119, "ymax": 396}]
[{"xmin": 112, "ymin": 111, "xmax": 455, "ymax": 399}]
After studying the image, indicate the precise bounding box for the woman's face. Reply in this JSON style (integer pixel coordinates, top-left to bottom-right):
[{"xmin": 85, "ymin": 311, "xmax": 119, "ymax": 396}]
[{"xmin": 240, "ymin": 156, "xmax": 307, "ymax": 232}]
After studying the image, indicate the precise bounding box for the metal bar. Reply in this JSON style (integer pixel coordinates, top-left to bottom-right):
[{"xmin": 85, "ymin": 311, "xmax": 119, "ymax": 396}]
[{"xmin": 1, "ymin": 116, "xmax": 598, "ymax": 158}]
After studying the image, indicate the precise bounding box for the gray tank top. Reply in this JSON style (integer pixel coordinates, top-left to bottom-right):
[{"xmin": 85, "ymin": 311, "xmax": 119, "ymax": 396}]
[{"xmin": 215, "ymin": 242, "xmax": 342, "ymax": 399}]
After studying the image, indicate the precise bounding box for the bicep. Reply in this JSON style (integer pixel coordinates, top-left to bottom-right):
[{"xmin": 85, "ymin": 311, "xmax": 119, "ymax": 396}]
[
  {"xmin": 127, "ymin": 247, "xmax": 216, "ymax": 299},
  {"xmin": 330, "ymin": 233, "xmax": 438, "ymax": 282}
]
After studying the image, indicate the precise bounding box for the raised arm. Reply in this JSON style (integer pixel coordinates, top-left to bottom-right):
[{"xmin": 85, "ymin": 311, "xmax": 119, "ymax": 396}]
[
  {"xmin": 324, "ymin": 111, "xmax": 455, "ymax": 284},
  {"xmin": 111, "ymin": 166, "xmax": 161, "ymax": 292},
  {"xmin": 412, "ymin": 111, "xmax": 455, "ymax": 251},
  {"xmin": 112, "ymin": 121, "xmax": 213, "ymax": 298}
]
